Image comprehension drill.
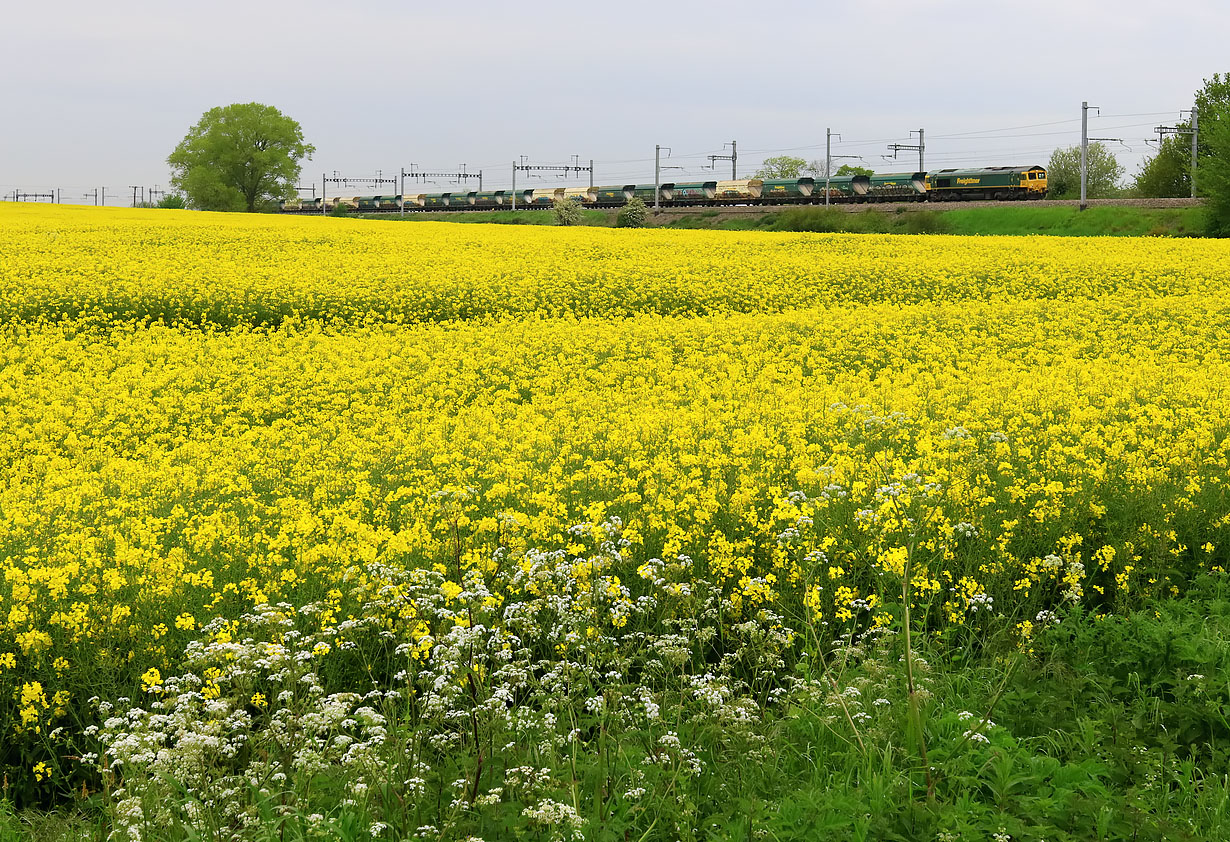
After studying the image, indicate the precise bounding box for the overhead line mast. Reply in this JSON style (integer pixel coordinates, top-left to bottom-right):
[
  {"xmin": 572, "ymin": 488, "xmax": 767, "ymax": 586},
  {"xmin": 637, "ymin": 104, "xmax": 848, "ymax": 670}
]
[
  {"xmin": 1154, "ymin": 107, "xmax": 1198, "ymax": 198},
  {"xmin": 886, "ymin": 129, "xmax": 925, "ymax": 172},
  {"xmin": 510, "ymin": 158, "xmax": 593, "ymax": 211},
  {"xmin": 708, "ymin": 141, "xmax": 737, "ymax": 179},
  {"xmin": 399, "ymin": 166, "xmax": 483, "ymax": 215},
  {"xmin": 321, "ymin": 172, "xmax": 397, "ymax": 215}
]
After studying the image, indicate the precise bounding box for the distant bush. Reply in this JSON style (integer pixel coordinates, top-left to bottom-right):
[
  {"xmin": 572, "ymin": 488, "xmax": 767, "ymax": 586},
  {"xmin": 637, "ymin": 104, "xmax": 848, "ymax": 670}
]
[
  {"xmin": 616, "ymin": 197, "xmax": 649, "ymax": 228},
  {"xmin": 903, "ymin": 210, "xmax": 952, "ymax": 234},
  {"xmin": 552, "ymin": 197, "xmax": 583, "ymax": 226},
  {"xmin": 329, "ymin": 202, "xmax": 349, "ymax": 218},
  {"xmin": 769, "ymin": 208, "xmax": 847, "ymax": 232},
  {"xmin": 767, "ymin": 207, "xmax": 891, "ymax": 234},
  {"xmin": 157, "ymin": 194, "xmax": 187, "ymax": 210}
]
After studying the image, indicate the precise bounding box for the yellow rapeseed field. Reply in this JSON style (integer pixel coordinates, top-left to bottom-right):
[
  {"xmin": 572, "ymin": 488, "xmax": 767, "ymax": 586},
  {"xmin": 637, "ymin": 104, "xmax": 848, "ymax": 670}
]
[{"xmin": 0, "ymin": 202, "xmax": 1228, "ymax": 794}]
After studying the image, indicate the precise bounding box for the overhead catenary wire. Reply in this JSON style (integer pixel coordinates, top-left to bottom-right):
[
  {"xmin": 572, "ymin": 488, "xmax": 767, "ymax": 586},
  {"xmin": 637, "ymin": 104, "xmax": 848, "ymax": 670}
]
[{"xmin": 10, "ymin": 108, "xmax": 1185, "ymax": 200}]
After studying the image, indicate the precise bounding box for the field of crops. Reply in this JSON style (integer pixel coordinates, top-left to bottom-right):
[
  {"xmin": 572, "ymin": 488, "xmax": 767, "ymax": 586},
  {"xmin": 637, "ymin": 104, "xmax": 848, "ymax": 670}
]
[{"xmin": 2, "ymin": 203, "xmax": 1229, "ymax": 840}]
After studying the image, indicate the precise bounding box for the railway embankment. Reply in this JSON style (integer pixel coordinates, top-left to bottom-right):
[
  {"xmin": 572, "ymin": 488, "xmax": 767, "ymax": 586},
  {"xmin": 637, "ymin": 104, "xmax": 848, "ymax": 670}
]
[{"xmin": 362, "ymin": 198, "xmax": 1208, "ymax": 237}]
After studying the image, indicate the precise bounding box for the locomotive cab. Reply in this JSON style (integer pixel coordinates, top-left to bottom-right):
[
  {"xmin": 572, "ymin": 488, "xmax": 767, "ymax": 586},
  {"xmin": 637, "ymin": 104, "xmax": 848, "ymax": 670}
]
[{"xmin": 1022, "ymin": 166, "xmax": 1048, "ymax": 197}]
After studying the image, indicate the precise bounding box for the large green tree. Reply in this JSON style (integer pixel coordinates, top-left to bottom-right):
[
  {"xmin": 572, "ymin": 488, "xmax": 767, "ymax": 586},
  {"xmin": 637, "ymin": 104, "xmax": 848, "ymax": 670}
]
[
  {"xmin": 754, "ymin": 155, "xmax": 808, "ymax": 179},
  {"xmin": 1046, "ymin": 142, "xmax": 1124, "ymax": 199},
  {"xmin": 1194, "ymin": 72, "xmax": 1230, "ymax": 151},
  {"xmin": 1201, "ymin": 86, "xmax": 1230, "ymax": 236},
  {"xmin": 1134, "ymin": 74, "xmax": 1230, "ymax": 202},
  {"xmin": 1133, "ymin": 128, "xmax": 1192, "ymax": 198},
  {"xmin": 168, "ymin": 103, "xmax": 315, "ymax": 212}
]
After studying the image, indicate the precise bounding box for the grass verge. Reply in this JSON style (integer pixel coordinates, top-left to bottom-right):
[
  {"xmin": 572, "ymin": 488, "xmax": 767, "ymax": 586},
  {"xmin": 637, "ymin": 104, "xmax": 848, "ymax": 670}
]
[{"xmin": 362, "ymin": 204, "xmax": 1205, "ymax": 237}]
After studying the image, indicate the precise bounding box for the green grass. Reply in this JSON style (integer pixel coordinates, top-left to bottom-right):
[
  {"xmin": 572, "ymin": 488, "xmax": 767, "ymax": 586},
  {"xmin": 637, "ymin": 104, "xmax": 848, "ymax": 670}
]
[
  {"xmin": 10, "ymin": 576, "xmax": 1230, "ymax": 840},
  {"xmin": 939, "ymin": 205, "xmax": 1206, "ymax": 237},
  {"xmin": 0, "ymin": 802, "xmax": 97, "ymax": 842},
  {"xmin": 359, "ymin": 204, "xmax": 1206, "ymax": 237}
]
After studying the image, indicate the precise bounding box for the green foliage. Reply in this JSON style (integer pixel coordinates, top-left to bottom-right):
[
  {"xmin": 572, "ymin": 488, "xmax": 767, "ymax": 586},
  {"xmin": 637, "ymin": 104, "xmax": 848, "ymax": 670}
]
[
  {"xmin": 156, "ymin": 194, "xmax": 187, "ymax": 210},
  {"xmin": 616, "ymin": 196, "xmax": 649, "ymax": 228},
  {"xmin": 329, "ymin": 201, "xmax": 350, "ymax": 218},
  {"xmin": 1202, "ymin": 106, "xmax": 1230, "ymax": 236},
  {"xmin": 67, "ymin": 575, "xmax": 1230, "ymax": 841},
  {"xmin": 1047, "ymin": 142, "xmax": 1125, "ymax": 199},
  {"xmin": 767, "ymin": 208, "xmax": 891, "ymax": 233},
  {"xmin": 1133, "ymin": 126, "xmax": 1192, "ymax": 198},
  {"xmin": 754, "ymin": 155, "xmax": 808, "ymax": 179},
  {"xmin": 1194, "ymin": 72, "xmax": 1230, "ymax": 152},
  {"xmin": 551, "ymin": 197, "xmax": 583, "ymax": 226},
  {"xmin": 902, "ymin": 210, "xmax": 952, "ymax": 234},
  {"xmin": 835, "ymin": 163, "xmax": 874, "ymax": 177},
  {"xmin": 940, "ymin": 205, "xmax": 1205, "ymax": 237},
  {"xmin": 167, "ymin": 103, "xmax": 315, "ymax": 213},
  {"xmin": 1195, "ymin": 73, "xmax": 1230, "ymax": 236}
]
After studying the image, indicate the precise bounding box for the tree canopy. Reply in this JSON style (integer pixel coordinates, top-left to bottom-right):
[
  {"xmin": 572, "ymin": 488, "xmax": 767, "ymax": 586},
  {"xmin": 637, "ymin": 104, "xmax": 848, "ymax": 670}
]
[
  {"xmin": 754, "ymin": 155, "xmax": 808, "ymax": 179},
  {"xmin": 168, "ymin": 103, "xmax": 315, "ymax": 212},
  {"xmin": 753, "ymin": 157, "xmax": 873, "ymax": 180},
  {"xmin": 1199, "ymin": 74, "xmax": 1230, "ymax": 236},
  {"xmin": 834, "ymin": 164, "xmax": 873, "ymax": 178},
  {"xmin": 1133, "ymin": 128, "xmax": 1192, "ymax": 198},
  {"xmin": 1133, "ymin": 74, "xmax": 1230, "ymax": 206},
  {"xmin": 1046, "ymin": 143, "xmax": 1124, "ymax": 199}
]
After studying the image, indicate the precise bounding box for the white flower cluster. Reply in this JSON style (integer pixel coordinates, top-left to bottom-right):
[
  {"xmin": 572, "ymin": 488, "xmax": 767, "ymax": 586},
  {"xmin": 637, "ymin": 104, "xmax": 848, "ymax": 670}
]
[
  {"xmin": 951, "ymin": 521, "xmax": 978, "ymax": 540},
  {"xmin": 521, "ymin": 799, "xmax": 586, "ymax": 840}
]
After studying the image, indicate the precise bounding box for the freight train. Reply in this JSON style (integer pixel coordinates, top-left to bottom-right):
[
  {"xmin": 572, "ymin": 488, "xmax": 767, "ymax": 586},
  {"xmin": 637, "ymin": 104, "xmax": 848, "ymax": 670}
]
[{"xmin": 281, "ymin": 165, "xmax": 1048, "ymax": 213}]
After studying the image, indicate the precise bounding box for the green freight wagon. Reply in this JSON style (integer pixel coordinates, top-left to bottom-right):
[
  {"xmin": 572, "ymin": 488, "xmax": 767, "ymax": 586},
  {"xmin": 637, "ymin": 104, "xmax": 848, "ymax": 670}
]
[
  {"xmin": 866, "ymin": 172, "xmax": 927, "ymax": 201},
  {"xmin": 670, "ymin": 181, "xmax": 717, "ymax": 204},
  {"xmin": 594, "ymin": 185, "xmax": 634, "ymax": 206},
  {"xmin": 448, "ymin": 191, "xmax": 476, "ymax": 208},
  {"xmin": 473, "ymin": 191, "xmax": 500, "ymax": 209},
  {"xmin": 355, "ymin": 196, "xmax": 382, "ymax": 211},
  {"xmin": 422, "ymin": 193, "xmax": 449, "ymax": 210},
  {"xmin": 631, "ymin": 183, "xmax": 674, "ymax": 202},
  {"xmin": 760, "ymin": 178, "xmax": 814, "ymax": 202},
  {"xmin": 926, "ymin": 166, "xmax": 1048, "ymax": 200},
  {"xmin": 813, "ymin": 175, "xmax": 871, "ymax": 203}
]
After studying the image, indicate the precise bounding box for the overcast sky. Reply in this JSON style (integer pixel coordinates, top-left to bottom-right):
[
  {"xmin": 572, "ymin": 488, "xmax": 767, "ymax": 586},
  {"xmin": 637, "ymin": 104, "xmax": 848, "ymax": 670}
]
[{"xmin": 2, "ymin": 0, "xmax": 1224, "ymax": 203}]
